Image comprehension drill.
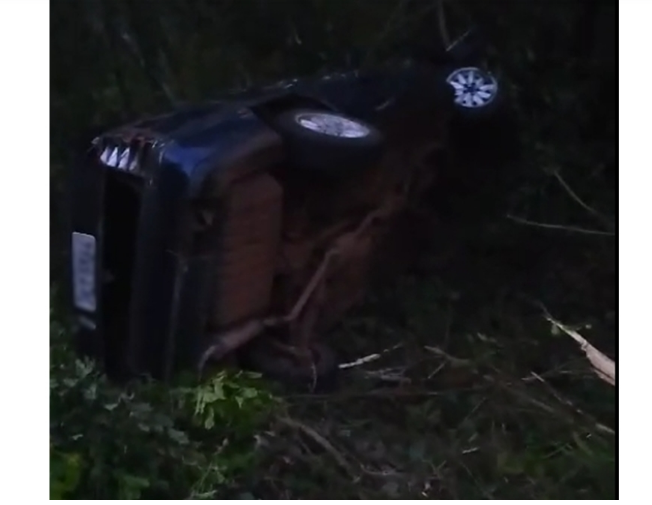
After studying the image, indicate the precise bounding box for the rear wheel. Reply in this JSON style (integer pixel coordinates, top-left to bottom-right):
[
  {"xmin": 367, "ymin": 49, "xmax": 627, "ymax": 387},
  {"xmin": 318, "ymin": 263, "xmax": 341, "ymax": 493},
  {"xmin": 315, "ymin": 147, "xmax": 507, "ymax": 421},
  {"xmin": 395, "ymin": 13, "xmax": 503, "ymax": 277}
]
[
  {"xmin": 240, "ymin": 339, "xmax": 339, "ymax": 393},
  {"xmin": 271, "ymin": 109, "xmax": 384, "ymax": 176}
]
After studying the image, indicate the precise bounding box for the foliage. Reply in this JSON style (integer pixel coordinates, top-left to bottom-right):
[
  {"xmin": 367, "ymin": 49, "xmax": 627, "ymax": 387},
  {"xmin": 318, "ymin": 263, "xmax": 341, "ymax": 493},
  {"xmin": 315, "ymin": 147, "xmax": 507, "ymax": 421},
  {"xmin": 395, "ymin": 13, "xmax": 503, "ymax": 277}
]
[
  {"xmin": 50, "ymin": 311, "xmax": 276, "ymax": 500},
  {"xmin": 251, "ymin": 268, "xmax": 615, "ymax": 499}
]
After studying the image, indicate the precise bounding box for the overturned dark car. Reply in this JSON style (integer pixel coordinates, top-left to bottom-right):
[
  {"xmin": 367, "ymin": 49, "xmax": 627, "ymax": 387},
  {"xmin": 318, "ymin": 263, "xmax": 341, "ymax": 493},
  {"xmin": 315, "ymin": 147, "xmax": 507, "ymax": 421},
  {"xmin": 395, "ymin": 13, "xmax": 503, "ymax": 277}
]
[{"xmin": 70, "ymin": 38, "xmax": 507, "ymax": 387}]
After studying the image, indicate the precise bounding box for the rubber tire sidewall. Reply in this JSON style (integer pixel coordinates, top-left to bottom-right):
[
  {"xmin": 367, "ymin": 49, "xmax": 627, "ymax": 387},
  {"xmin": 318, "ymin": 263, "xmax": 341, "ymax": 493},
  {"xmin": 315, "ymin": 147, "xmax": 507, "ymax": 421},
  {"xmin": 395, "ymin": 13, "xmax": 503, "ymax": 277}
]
[{"xmin": 272, "ymin": 109, "xmax": 385, "ymax": 177}]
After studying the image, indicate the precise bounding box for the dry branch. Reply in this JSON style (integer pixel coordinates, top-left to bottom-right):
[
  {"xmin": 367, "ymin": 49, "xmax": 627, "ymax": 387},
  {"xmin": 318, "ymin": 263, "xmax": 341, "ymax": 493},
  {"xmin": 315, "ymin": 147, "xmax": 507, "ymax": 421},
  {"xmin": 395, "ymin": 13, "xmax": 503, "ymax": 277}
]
[{"xmin": 546, "ymin": 316, "xmax": 615, "ymax": 386}]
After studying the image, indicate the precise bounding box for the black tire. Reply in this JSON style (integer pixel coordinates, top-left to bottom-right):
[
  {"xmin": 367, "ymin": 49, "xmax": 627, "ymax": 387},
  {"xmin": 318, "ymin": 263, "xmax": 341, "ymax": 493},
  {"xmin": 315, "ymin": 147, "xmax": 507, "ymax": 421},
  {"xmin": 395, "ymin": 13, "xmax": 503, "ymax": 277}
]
[
  {"xmin": 271, "ymin": 108, "xmax": 384, "ymax": 176},
  {"xmin": 441, "ymin": 65, "xmax": 503, "ymax": 122},
  {"xmin": 240, "ymin": 339, "xmax": 339, "ymax": 393}
]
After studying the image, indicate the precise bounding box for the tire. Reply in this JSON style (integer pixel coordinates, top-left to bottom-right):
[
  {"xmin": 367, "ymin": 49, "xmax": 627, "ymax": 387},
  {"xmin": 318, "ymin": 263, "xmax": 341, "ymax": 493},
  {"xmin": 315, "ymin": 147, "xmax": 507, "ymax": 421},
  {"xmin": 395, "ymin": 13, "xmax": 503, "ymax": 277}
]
[
  {"xmin": 271, "ymin": 108, "xmax": 384, "ymax": 176},
  {"xmin": 240, "ymin": 339, "xmax": 339, "ymax": 393},
  {"xmin": 442, "ymin": 66, "xmax": 503, "ymax": 121}
]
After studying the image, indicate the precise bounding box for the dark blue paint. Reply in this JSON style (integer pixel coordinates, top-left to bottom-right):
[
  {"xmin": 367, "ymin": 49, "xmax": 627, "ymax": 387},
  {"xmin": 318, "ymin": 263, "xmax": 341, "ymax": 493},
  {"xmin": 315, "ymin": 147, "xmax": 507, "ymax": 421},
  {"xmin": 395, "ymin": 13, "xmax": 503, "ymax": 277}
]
[{"xmin": 73, "ymin": 60, "xmax": 460, "ymax": 379}]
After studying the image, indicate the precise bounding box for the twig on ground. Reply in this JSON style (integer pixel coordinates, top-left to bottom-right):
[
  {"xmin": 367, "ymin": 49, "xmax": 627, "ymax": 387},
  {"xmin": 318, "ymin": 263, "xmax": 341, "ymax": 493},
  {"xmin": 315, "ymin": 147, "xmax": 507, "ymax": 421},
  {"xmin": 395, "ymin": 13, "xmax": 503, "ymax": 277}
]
[
  {"xmin": 528, "ymin": 372, "xmax": 615, "ymax": 435},
  {"xmin": 424, "ymin": 345, "xmax": 471, "ymax": 366},
  {"xmin": 278, "ymin": 416, "xmax": 404, "ymax": 482},
  {"xmin": 363, "ymin": 367, "xmax": 411, "ymax": 384},
  {"xmin": 551, "ymin": 170, "xmax": 613, "ymax": 230},
  {"xmin": 506, "ymin": 214, "xmax": 614, "ymax": 236},
  {"xmin": 458, "ymin": 396, "xmax": 488, "ymax": 427},
  {"xmin": 520, "ymin": 358, "xmax": 590, "ymax": 382},
  {"xmin": 545, "ymin": 316, "xmax": 615, "ymax": 386},
  {"xmin": 484, "ymin": 373, "xmax": 560, "ymax": 416},
  {"xmin": 427, "ymin": 360, "xmax": 448, "ymax": 380},
  {"xmin": 456, "ymin": 456, "xmax": 495, "ymax": 500},
  {"xmin": 277, "ymin": 417, "xmax": 355, "ymax": 477},
  {"xmin": 339, "ymin": 344, "xmax": 403, "ymax": 369}
]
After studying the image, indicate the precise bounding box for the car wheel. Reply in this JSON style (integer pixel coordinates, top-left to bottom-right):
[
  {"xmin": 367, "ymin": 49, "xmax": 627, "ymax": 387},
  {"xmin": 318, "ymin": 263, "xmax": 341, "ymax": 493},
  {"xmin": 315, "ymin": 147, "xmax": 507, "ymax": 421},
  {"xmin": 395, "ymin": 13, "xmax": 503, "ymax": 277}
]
[
  {"xmin": 240, "ymin": 339, "xmax": 339, "ymax": 393},
  {"xmin": 271, "ymin": 109, "xmax": 384, "ymax": 175},
  {"xmin": 445, "ymin": 66, "xmax": 502, "ymax": 120}
]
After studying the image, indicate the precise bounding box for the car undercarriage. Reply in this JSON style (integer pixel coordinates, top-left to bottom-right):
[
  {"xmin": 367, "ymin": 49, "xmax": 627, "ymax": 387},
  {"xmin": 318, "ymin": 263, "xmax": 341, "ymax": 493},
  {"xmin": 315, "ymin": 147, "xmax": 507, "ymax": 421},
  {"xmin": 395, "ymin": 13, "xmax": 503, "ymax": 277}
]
[{"xmin": 71, "ymin": 48, "xmax": 506, "ymax": 387}]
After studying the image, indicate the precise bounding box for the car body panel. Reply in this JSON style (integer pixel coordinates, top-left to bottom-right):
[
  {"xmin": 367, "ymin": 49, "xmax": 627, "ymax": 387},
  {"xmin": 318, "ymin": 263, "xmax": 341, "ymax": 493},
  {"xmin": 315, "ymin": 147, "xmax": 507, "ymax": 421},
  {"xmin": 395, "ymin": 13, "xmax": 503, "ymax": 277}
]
[{"xmin": 71, "ymin": 61, "xmax": 458, "ymax": 379}]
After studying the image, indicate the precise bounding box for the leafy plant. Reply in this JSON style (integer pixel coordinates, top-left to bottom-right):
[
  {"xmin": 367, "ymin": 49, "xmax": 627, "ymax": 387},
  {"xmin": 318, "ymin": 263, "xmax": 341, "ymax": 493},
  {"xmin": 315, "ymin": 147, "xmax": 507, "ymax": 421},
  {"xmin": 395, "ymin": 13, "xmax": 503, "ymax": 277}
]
[{"xmin": 50, "ymin": 312, "xmax": 276, "ymax": 499}]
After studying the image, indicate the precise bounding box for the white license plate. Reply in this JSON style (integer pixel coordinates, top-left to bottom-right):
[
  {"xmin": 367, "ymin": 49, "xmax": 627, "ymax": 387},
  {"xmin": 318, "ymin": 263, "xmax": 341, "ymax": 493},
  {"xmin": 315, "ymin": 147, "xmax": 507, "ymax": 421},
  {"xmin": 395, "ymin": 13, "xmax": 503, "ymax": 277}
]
[{"xmin": 72, "ymin": 232, "xmax": 97, "ymax": 313}]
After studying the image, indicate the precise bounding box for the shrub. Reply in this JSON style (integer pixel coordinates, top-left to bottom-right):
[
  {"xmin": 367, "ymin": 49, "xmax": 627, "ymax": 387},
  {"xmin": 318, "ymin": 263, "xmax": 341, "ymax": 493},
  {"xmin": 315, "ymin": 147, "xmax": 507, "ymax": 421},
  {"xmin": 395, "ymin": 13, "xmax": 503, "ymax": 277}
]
[{"xmin": 50, "ymin": 311, "xmax": 276, "ymax": 500}]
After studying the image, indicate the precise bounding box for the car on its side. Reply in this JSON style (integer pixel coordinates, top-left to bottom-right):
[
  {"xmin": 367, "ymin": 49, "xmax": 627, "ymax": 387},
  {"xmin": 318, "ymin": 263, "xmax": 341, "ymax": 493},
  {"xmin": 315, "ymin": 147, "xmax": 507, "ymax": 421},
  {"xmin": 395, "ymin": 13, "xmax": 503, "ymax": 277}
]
[{"xmin": 71, "ymin": 30, "xmax": 506, "ymax": 387}]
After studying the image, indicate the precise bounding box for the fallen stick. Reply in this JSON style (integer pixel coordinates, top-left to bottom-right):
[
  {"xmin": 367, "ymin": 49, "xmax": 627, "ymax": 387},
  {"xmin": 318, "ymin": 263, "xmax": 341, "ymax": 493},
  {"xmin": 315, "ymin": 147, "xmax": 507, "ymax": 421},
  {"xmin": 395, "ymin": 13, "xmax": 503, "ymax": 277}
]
[
  {"xmin": 338, "ymin": 344, "xmax": 403, "ymax": 370},
  {"xmin": 277, "ymin": 417, "xmax": 354, "ymax": 476},
  {"xmin": 546, "ymin": 316, "xmax": 615, "ymax": 386}
]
